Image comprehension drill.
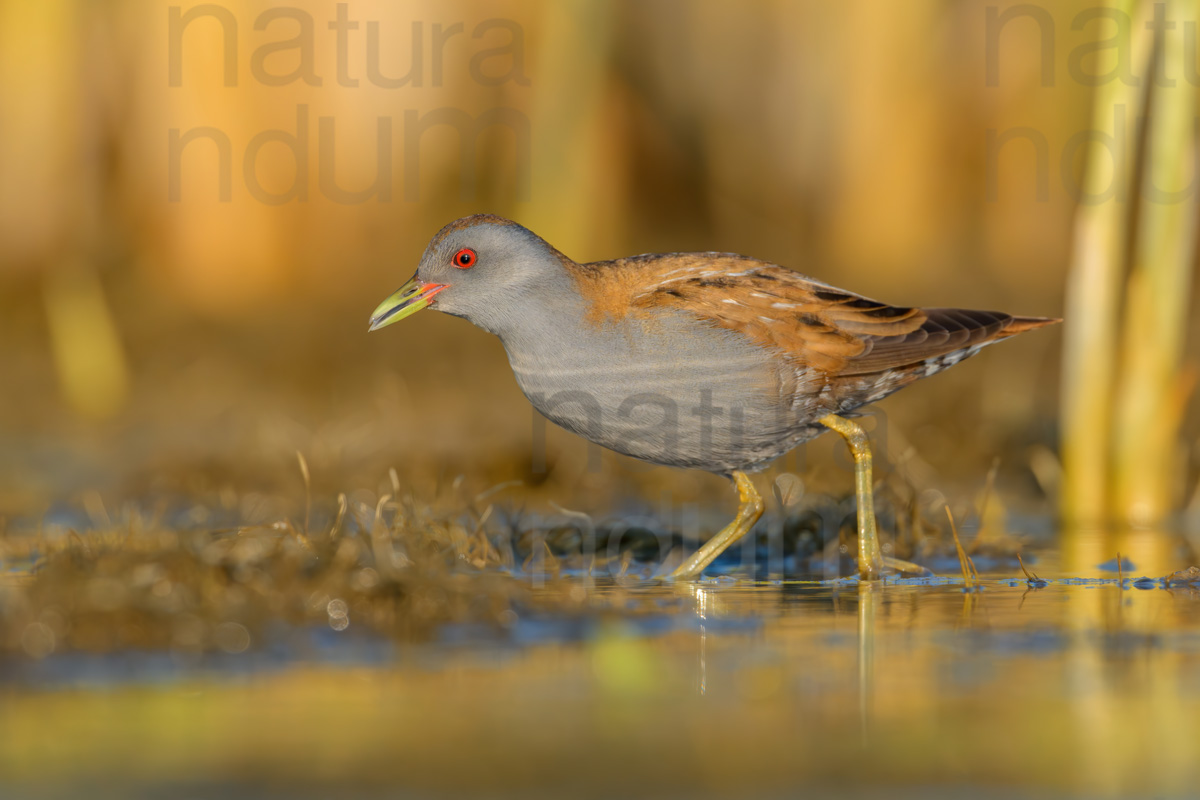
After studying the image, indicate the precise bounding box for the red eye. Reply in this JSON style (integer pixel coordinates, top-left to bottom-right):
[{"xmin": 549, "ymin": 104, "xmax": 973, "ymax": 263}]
[{"xmin": 452, "ymin": 248, "xmax": 477, "ymax": 269}]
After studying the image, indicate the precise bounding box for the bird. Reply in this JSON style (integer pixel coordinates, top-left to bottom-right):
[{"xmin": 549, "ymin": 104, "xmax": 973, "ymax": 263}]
[{"xmin": 369, "ymin": 214, "xmax": 1059, "ymax": 580}]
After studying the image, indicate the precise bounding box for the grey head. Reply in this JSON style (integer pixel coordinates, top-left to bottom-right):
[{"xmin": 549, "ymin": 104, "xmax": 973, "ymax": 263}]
[{"xmin": 368, "ymin": 215, "xmax": 577, "ymax": 338}]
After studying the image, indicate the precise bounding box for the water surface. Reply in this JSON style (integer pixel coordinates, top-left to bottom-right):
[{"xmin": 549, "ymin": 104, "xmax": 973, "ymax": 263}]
[{"xmin": 2, "ymin": 527, "xmax": 1199, "ymax": 799}]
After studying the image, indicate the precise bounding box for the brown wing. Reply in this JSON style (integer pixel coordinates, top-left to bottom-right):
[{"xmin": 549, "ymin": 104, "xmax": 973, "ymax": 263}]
[{"xmin": 571, "ymin": 253, "xmax": 1057, "ymax": 375}]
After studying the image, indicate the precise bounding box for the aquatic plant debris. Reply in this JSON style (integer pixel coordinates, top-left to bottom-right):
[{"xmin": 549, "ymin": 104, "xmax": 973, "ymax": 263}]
[
  {"xmin": 944, "ymin": 506, "xmax": 979, "ymax": 590},
  {"xmin": 3, "ymin": 482, "xmax": 1198, "ymax": 663},
  {"xmin": 1164, "ymin": 566, "xmax": 1200, "ymax": 585},
  {"xmin": 1096, "ymin": 555, "xmax": 1136, "ymax": 572},
  {"xmin": 1016, "ymin": 552, "xmax": 1047, "ymax": 588}
]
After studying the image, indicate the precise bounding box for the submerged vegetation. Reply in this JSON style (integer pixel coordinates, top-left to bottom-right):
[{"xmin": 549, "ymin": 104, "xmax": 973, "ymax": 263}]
[
  {"xmin": 1, "ymin": 464, "xmax": 1194, "ymax": 663},
  {"xmin": 0, "ymin": 461, "xmax": 974, "ymax": 659}
]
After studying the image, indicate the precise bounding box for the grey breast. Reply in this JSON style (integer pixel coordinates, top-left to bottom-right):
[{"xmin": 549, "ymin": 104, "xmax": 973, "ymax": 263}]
[{"xmin": 499, "ymin": 307, "xmax": 826, "ymax": 474}]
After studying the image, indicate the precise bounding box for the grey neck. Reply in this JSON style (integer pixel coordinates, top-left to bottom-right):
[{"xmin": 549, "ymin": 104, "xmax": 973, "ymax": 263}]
[{"xmin": 458, "ymin": 269, "xmax": 587, "ymax": 350}]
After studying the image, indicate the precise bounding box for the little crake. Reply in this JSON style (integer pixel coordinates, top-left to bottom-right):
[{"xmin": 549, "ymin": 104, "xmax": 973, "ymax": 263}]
[{"xmin": 370, "ymin": 214, "xmax": 1058, "ymax": 579}]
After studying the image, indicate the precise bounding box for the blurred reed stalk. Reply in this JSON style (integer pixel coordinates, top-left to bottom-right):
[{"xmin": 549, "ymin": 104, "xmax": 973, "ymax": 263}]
[
  {"xmin": 1061, "ymin": 0, "xmax": 1199, "ymax": 526},
  {"xmin": 524, "ymin": 0, "xmax": 620, "ymax": 256},
  {"xmin": 1060, "ymin": 0, "xmax": 1144, "ymax": 525},
  {"xmin": 1112, "ymin": 0, "xmax": 1199, "ymax": 525}
]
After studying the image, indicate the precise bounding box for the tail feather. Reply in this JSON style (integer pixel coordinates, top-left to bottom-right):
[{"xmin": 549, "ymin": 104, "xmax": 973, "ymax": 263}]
[
  {"xmin": 828, "ymin": 311, "xmax": 1060, "ymax": 412},
  {"xmin": 838, "ymin": 309, "xmax": 1059, "ymax": 376},
  {"xmin": 997, "ymin": 315, "xmax": 1062, "ymax": 337}
]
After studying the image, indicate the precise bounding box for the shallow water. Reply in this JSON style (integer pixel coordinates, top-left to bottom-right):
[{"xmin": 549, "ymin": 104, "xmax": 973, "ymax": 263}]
[{"xmin": 2, "ymin": 525, "xmax": 1200, "ymax": 799}]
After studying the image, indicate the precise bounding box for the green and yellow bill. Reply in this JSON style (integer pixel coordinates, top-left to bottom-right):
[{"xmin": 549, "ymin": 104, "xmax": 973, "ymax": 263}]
[{"xmin": 368, "ymin": 276, "xmax": 448, "ymax": 331}]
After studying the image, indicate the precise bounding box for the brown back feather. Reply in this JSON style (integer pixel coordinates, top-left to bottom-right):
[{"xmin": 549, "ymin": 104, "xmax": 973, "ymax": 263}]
[{"xmin": 568, "ymin": 253, "xmax": 1058, "ymax": 376}]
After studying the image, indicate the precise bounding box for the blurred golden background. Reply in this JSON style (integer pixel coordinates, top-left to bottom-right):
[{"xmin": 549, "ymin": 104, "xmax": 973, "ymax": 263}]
[{"xmin": 0, "ymin": 0, "xmax": 1195, "ymax": 534}]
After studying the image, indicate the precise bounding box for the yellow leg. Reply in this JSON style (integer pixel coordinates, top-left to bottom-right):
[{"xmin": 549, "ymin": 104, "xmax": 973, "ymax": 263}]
[
  {"xmin": 819, "ymin": 414, "xmax": 884, "ymax": 580},
  {"xmin": 669, "ymin": 471, "xmax": 764, "ymax": 580}
]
